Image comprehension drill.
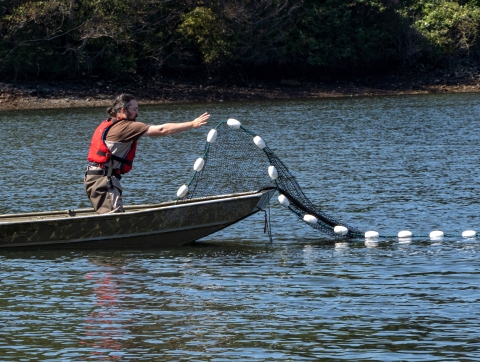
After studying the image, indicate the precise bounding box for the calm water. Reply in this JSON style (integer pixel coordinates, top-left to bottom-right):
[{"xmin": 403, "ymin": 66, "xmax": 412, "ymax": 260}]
[{"xmin": 1, "ymin": 93, "xmax": 480, "ymax": 360}]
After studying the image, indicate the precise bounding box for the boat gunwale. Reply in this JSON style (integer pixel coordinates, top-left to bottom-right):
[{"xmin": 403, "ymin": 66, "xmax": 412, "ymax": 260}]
[{"xmin": 0, "ymin": 188, "xmax": 276, "ymax": 225}]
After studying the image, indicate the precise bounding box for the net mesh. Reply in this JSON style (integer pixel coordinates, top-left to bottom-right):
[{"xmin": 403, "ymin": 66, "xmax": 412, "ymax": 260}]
[{"xmin": 179, "ymin": 121, "xmax": 363, "ymax": 238}]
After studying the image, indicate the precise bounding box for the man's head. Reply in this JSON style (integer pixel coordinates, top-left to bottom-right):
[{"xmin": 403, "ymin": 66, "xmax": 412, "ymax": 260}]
[{"xmin": 107, "ymin": 94, "xmax": 138, "ymax": 121}]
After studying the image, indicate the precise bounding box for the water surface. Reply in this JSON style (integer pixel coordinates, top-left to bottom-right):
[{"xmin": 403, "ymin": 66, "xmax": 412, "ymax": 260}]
[{"xmin": 0, "ymin": 93, "xmax": 479, "ymax": 360}]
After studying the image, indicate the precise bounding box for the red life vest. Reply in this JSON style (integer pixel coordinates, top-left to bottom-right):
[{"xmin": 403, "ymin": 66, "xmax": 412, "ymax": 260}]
[{"xmin": 87, "ymin": 119, "xmax": 137, "ymax": 174}]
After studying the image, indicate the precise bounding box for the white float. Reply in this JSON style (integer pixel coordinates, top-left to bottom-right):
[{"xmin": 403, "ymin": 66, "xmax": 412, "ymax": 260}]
[
  {"xmin": 268, "ymin": 165, "xmax": 278, "ymax": 180},
  {"xmin": 193, "ymin": 158, "xmax": 205, "ymax": 172},
  {"xmin": 207, "ymin": 129, "xmax": 217, "ymax": 143},
  {"xmin": 227, "ymin": 119, "xmax": 241, "ymax": 129},
  {"xmin": 278, "ymin": 194, "xmax": 290, "ymax": 207},
  {"xmin": 462, "ymin": 230, "xmax": 476, "ymax": 238},
  {"xmin": 365, "ymin": 230, "xmax": 379, "ymax": 239},
  {"xmin": 398, "ymin": 230, "xmax": 413, "ymax": 238},
  {"xmin": 176, "ymin": 184, "xmax": 189, "ymax": 198},
  {"xmin": 303, "ymin": 214, "xmax": 318, "ymax": 224},
  {"xmin": 429, "ymin": 230, "xmax": 444, "ymax": 239},
  {"xmin": 334, "ymin": 225, "xmax": 348, "ymax": 236},
  {"xmin": 253, "ymin": 136, "xmax": 266, "ymax": 149}
]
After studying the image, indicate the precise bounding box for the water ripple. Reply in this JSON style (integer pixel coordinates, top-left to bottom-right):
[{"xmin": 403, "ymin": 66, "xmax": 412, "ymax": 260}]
[{"xmin": 1, "ymin": 94, "xmax": 480, "ymax": 359}]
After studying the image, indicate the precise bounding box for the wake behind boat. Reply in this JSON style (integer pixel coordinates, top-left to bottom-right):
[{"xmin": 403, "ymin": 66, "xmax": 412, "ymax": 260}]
[{"xmin": 0, "ymin": 189, "xmax": 275, "ymax": 249}]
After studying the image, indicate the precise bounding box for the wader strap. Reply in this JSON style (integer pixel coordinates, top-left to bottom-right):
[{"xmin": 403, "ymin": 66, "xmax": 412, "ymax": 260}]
[
  {"xmin": 106, "ymin": 159, "xmax": 114, "ymax": 188},
  {"xmin": 106, "ymin": 159, "xmax": 114, "ymax": 178},
  {"xmin": 110, "ymin": 154, "xmax": 133, "ymax": 166}
]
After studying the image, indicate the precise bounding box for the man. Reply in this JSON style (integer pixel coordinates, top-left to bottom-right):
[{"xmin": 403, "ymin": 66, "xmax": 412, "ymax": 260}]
[{"xmin": 85, "ymin": 93, "xmax": 209, "ymax": 213}]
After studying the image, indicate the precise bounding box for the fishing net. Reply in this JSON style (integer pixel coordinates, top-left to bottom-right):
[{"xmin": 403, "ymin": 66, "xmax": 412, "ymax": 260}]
[{"xmin": 177, "ymin": 119, "xmax": 363, "ymax": 239}]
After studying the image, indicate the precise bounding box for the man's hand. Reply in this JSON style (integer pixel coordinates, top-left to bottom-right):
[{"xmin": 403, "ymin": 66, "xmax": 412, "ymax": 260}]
[{"xmin": 191, "ymin": 112, "xmax": 210, "ymax": 128}]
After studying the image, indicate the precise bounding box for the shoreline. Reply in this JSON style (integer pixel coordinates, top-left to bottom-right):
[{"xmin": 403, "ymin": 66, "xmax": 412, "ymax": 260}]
[{"xmin": 1, "ymin": 74, "xmax": 479, "ymax": 110}]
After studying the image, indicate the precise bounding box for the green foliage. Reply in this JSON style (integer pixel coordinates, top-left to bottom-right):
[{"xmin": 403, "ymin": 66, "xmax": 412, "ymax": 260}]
[
  {"xmin": 413, "ymin": 0, "xmax": 480, "ymax": 60},
  {"xmin": 178, "ymin": 1, "xmax": 302, "ymax": 68},
  {"xmin": 1, "ymin": 0, "xmax": 480, "ymax": 80},
  {"xmin": 298, "ymin": 0, "xmax": 403, "ymax": 69},
  {"xmin": 178, "ymin": 6, "xmax": 232, "ymax": 64}
]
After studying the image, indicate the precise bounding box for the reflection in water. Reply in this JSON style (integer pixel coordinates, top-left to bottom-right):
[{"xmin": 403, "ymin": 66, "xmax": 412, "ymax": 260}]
[
  {"xmin": 82, "ymin": 259, "xmax": 130, "ymax": 359},
  {"xmin": 0, "ymin": 242, "xmax": 479, "ymax": 360},
  {"xmin": 334, "ymin": 241, "xmax": 349, "ymax": 249},
  {"xmin": 398, "ymin": 237, "xmax": 412, "ymax": 244},
  {"xmin": 364, "ymin": 240, "xmax": 379, "ymax": 248}
]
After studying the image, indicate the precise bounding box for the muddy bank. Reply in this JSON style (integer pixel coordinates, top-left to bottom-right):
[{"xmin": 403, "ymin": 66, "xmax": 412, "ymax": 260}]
[{"xmin": 1, "ymin": 73, "xmax": 479, "ymax": 111}]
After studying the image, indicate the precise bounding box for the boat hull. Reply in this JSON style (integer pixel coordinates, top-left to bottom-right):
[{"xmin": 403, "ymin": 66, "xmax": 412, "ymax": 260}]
[{"xmin": 0, "ymin": 189, "xmax": 275, "ymax": 249}]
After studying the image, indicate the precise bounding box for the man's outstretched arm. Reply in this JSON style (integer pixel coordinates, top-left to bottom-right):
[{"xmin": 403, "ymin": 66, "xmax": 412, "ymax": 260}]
[{"xmin": 143, "ymin": 112, "xmax": 210, "ymax": 137}]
